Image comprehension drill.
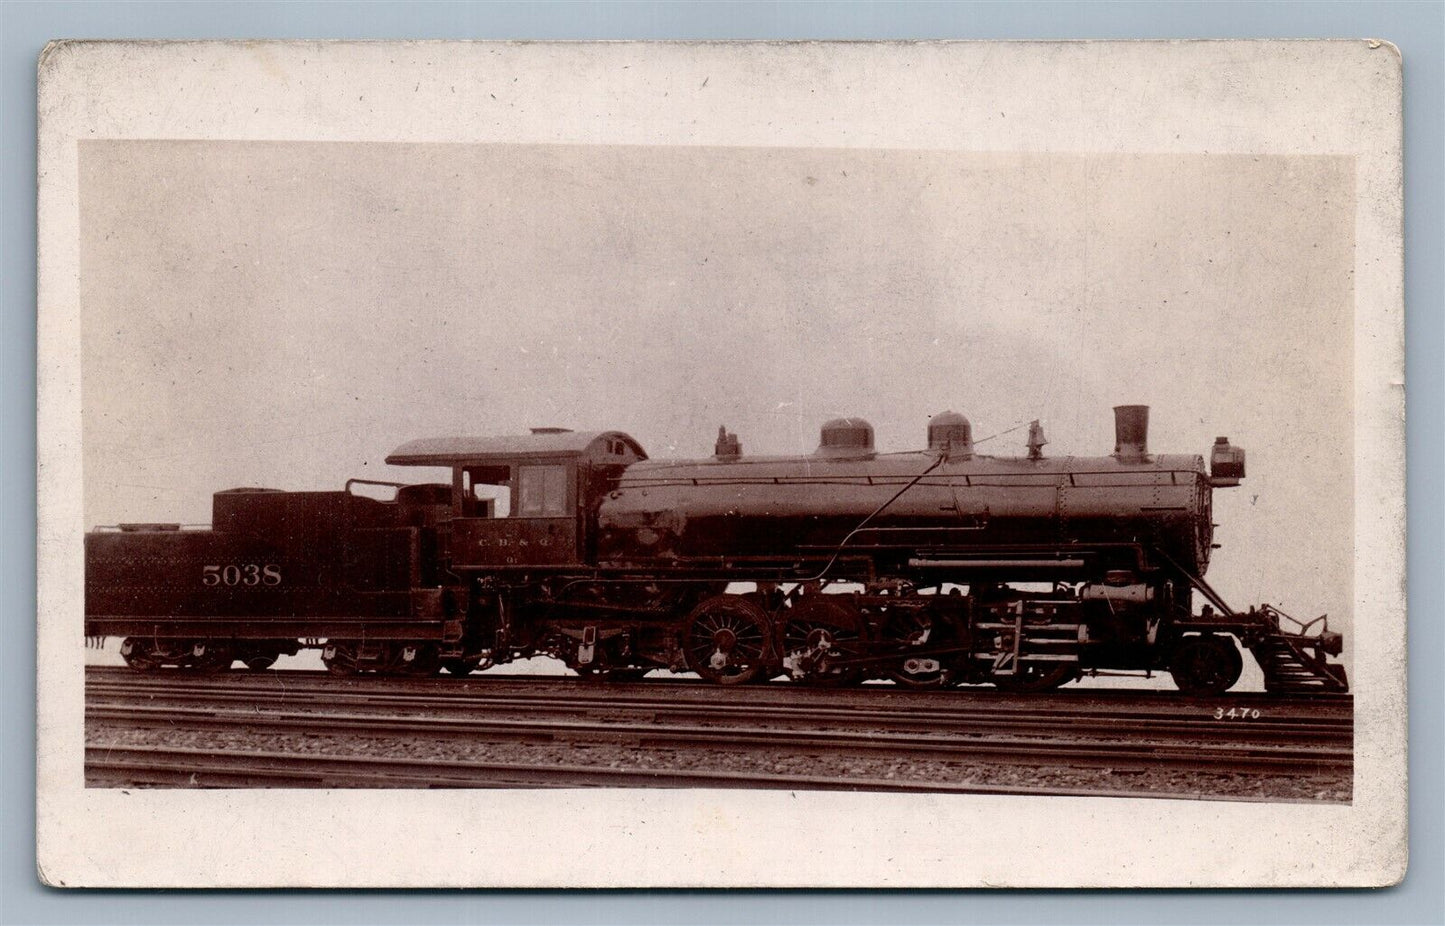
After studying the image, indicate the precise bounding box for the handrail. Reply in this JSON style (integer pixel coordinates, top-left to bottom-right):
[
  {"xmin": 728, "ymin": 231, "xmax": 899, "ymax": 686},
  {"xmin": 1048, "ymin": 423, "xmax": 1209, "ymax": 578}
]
[
  {"xmin": 1259, "ymin": 603, "xmax": 1329, "ymax": 637},
  {"xmin": 1151, "ymin": 547, "xmax": 1238, "ymax": 618},
  {"xmin": 93, "ymin": 523, "xmax": 211, "ymax": 533},
  {"xmin": 1155, "ymin": 547, "xmax": 1333, "ymax": 639},
  {"xmin": 801, "ymin": 454, "xmax": 948, "ymax": 582}
]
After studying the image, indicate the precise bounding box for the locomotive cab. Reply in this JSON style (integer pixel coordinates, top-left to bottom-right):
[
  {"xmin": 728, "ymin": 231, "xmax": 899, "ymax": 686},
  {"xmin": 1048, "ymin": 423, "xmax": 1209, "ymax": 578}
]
[{"xmin": 385, "ymin": 430, "xmax": 647, "ymax": 570}]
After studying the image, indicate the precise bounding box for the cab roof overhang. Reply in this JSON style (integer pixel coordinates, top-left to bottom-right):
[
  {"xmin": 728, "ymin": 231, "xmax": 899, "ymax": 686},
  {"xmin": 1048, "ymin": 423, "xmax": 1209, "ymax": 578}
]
[{"xmin": 385, "ymin": 431, "xmax": 647, "ymax": 467}]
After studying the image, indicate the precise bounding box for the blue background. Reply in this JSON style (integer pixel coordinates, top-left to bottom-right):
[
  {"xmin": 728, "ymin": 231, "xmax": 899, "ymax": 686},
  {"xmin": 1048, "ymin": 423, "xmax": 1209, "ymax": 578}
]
[{"xmin": 2, "ymin": 2, "xmax": 1440, "ymax": 924}]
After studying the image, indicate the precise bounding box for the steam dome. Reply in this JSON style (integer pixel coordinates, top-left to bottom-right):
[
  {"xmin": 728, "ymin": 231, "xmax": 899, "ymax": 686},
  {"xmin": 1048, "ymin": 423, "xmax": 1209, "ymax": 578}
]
[
  {"xmin": 927, "ymin": 410, "xmax": 973, "ymax": 455},
  {"xmin": 816, "ymin": 417, "xmax": 875, "ymax": 456}
]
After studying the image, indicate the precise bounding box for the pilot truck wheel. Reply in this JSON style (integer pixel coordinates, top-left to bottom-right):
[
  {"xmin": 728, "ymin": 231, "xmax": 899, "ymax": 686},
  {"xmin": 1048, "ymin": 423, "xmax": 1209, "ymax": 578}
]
[{"xmin": 1169, "ymin": 634, "xmax": 1244, "ymax": 696}]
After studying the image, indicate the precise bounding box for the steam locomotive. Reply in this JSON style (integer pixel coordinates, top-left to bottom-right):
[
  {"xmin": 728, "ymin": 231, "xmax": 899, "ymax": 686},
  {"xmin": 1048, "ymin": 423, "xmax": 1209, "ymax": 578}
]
[{"xmin": 85, "ymin": 405, "xmax": 1348, "ymax": 695}]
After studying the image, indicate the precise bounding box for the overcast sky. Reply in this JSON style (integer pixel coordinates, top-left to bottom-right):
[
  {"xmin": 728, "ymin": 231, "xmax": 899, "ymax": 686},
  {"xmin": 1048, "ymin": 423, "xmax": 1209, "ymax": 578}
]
[{"xmin": 79, "ymin": 140, "xmax": 1354, "ymax": 637}]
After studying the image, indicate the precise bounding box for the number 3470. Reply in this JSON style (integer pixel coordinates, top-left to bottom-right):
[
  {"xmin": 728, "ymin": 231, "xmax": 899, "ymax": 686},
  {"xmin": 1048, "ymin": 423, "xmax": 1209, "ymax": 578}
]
[{"xmin": 202, "ymin": 564, "xmax": 282, "ymax": 587}]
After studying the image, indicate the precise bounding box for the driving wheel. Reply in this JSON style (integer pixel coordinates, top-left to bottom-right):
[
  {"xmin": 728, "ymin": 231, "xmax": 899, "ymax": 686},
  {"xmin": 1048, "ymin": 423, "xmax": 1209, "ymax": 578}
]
[
  {"xmin": 782, "ymin": 597, "xmax": 865, "ymax": 688},
  {"xmin": 881, "ymin": 607, "xmax": 951, "ymax": 689},
  {"xmin": 683, "ymin": 595, "xmax": 773, "ymax": 685}
]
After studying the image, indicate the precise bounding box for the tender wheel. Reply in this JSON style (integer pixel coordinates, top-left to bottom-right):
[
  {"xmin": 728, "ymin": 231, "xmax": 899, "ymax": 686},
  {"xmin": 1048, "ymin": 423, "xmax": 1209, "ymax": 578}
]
[
  {"xmin": 782, "ymin": 598, "xmax": 864, "ymax": 688},
  {"xmin": 881, "ymin": 607, "xmax": 950, "ymax": 689},
  {"xmin": 389, "ymin": 643, "xmax": 440, "ymax": 676},
  {"xmin": 440, "ymin": 656, "xmax": 483, "ymax": 676},
  {"xmin": 991, "ymin": 662, "xmax": 1078, "ymax": 693},
  {"xmin": 323, "ymin": 643, "xmax": 358, "ymax": 676},
  {"xmin": 243, "ymin": 654, "xmax": 277, "ymax": 671},
  {"xmin": 188, "ymin": 642, "xmax": 233, "ymax": 673},
  {"xmin": 1170, "ymin": 635, "xmax": 1243, "ymax": 696},
  {"xmin": 683, "ymin": 595, "xmax": 773, "ymax": 685},
  {"xmin": 119, "ymin": 637, "xmax": 162, "ymax": 671}
]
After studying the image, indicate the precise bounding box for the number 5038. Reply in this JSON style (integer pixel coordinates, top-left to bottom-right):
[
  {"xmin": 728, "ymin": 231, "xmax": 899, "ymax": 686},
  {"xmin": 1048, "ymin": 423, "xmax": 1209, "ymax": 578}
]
[{"xmin": 202, "ymin": 563, "xmax": 282, "ymax": 587}]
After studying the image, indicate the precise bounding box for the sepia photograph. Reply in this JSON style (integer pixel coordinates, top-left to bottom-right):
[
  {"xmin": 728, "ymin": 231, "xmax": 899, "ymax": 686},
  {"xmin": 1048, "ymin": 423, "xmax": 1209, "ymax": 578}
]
[{"xmin": 36, "ymin": 39, "xmax": 1405, "ymax": 887}]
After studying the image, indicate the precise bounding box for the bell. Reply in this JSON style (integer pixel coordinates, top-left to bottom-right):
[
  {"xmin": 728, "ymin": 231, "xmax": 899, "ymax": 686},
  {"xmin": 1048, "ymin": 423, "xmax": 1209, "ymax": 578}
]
[{"xmin": 1027, "ymin": 420, "xmax": 1047, "ymax": 460}]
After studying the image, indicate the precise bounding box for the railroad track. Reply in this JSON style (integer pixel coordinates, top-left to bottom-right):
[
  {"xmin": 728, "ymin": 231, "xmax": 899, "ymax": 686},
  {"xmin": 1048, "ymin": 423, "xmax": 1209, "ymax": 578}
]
[
  {"xmin": 86, "ymin": 667, "xmax": 1352, "ymax": 796},
  {"xmin": 81, "ymin": 744, "xmax": 1337, "ymax": 802},
  {"xmin": 84, "ymin": 665, "xmax": 1355, "ymax": 717},
  {"xmin": 87, "ymin": 664, "xmax": 1352, "ymax": 693},
  {"xmin": 86, "ymin": 702, "xmax": 1350, "ymax": 773},
  {"xmin": 86, "ymin": 682, "xmax": 1352, "ymax": 746}
]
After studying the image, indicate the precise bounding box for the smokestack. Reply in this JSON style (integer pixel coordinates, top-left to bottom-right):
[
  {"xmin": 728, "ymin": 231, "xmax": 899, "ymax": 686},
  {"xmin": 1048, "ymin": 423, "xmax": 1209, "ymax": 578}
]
[{"xmin": 1113, "ymin": 405, "xmax": 1149, "ymax": 460}]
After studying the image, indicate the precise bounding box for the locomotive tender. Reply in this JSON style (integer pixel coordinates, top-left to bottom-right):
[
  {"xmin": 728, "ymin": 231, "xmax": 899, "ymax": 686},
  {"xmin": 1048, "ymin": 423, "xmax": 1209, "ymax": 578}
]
[{"xmin": 85, "ymin": 405, "xmax": 1348, "ymax": 695}]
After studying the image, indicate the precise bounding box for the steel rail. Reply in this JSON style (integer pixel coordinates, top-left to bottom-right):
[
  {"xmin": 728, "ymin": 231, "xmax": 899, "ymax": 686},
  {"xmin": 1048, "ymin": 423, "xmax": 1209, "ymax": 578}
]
[
  {"xmin": 82, "ymin": 744, "xmax": 1344, "ymax": 802},
  {"xmin": 84, "ymin": 685, "xmax": 1351, "ymax": 746},
  {"xmin": 86, "ymin": 675, "xmax": 1355, "ymax": 719},
  {"xmin": 86, "ymin": 703, "xmax": 1352, "ymax": 774},
  {"xmin": 82, "ymin": 665, "xmax": 1356, "ymax": 708}
]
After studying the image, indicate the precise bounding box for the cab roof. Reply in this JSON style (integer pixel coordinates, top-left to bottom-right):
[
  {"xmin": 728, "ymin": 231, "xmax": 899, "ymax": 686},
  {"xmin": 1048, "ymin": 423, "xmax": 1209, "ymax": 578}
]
[{"xmin": 385, "ymin": 430, "xmax": 647, "ymax": 467}]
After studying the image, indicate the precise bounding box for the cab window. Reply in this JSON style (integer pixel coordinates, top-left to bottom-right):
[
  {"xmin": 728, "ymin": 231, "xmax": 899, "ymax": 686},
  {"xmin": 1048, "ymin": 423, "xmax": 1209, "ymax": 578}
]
[
  {"xmin": 461, "ymin": 465, "xmax": 511, "ymax": 518},
  {"xmin": 517, "ymin": 465, "xmax": 569, "ymax": 517}
]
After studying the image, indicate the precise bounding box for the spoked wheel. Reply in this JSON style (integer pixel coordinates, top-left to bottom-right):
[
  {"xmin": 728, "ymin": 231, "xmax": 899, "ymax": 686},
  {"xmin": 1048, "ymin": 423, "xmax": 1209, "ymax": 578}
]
[
  {"xmin": 1169, "ymin": 635, "xmax": 1244, "ymax": 696},
  {"xmin": 881, "ymin": 607, "xmax": 951, "ymax": 689},
  {"xmin": 991, "ymin": 662, "xmax": 1078, "ymax": 693},
  {"xmin": 684, "ymin": 595, "xmax": 773, "ymax": 685},
  {"xmin": 781, "ymin": 598, "xmax": 865, "ymax": 688},
  {"xmin": 323, "ymin": 643, "xmax": 359, "ymax": 676}
]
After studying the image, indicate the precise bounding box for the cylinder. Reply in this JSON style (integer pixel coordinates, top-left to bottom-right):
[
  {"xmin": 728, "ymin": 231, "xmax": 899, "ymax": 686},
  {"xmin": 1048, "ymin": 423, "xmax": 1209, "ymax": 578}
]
[{"xmin": 1113, "ymin": 405, "xmax": 1149, "ymax": 459}]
